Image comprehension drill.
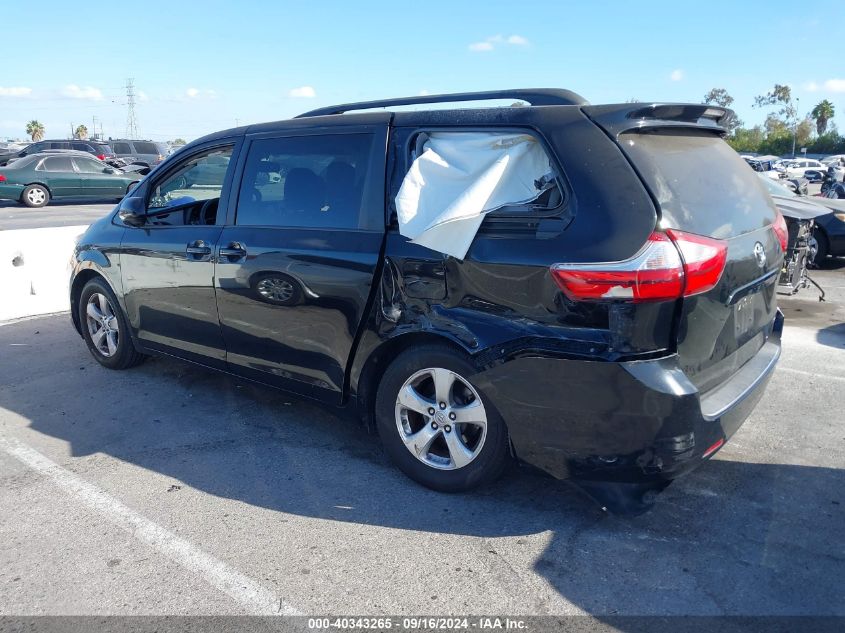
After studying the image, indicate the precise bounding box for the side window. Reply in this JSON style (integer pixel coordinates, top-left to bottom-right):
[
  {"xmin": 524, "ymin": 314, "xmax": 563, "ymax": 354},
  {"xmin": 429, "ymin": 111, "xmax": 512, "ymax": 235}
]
[
  {"xmin": 146, "ymin": 145, "xmax": 234, "ymax": 219},
  {"xmin": 73, "ymin": 157, "xmax": 106, "ymax": 173},
  {"xmin": 401, "ymin": 131, "xmax": 564, "ymax": 218},
  {"xmin": 113, "ymin": 142, "xmax": 131, "ymax": 153},
  {"xmin": 134, "ymin": 142, "xmax": 159, "ymax": 154},
  {"xmin": 27, "ymin": 142, "xmax": 46, "ymax": 154},
  {"xmin": 41, "ymin": 157, "xmax": 75, "ymax": 172},
  {"xmin": 235, "ymin": 133, "xmax": 373, "ymax": 229},
  {"xmin": 51, "ymin": 142, "xmax": 71, "ymax": 150},
  {"xmin": 71, "ymin": 142, "xmax": 92, "ymax": 152}
]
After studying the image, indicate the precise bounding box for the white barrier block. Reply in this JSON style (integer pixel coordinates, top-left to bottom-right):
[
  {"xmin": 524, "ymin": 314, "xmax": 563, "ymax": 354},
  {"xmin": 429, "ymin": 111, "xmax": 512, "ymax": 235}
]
[{"xmin": 0, "ymin": 225, "xmax": 89, "ymax": 321}]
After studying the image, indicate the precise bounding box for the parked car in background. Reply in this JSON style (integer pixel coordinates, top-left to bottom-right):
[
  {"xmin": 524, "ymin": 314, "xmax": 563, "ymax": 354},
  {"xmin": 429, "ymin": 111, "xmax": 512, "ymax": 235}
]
[
  {"xmin": 108, "ymin": 139, "xmax": 170, "ymax": 167},
  {"xmin": 0, "ymin": 141, "xmax": 27, "ymax": 153},
  {"xmin": 763, "ymin": 173, "xmax": 845, "ymax": 262},
  {"xmin": 813, "ymin": 197, "xmax": 845, "ymax": 261},
  {"xmin": 0, "ymin": 139, "xmax": 116, "ymax": 166},
  {"xmin": 784, "ymin": 159, "xmax": 829, "ymax": 179},
  {"xmin": 68, "ymin": 90, "xmax": 784, "ymax": 513},
  {"xmin": 0, "ymin": 152, "xmax": 141, "ymax": 207}
]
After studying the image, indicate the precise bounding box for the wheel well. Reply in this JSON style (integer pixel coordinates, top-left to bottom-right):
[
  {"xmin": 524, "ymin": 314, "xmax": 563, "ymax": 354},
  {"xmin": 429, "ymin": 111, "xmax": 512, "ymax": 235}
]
[
  {"xmin": 70, "ymin": 269, "xmax": 105, "ymax": 336},
  {"xmin": 23, "ymin": 182, "xmax": 52, "ymax": 195},
  {"xmin": 355, "ymin": 332, "xmax": 472, "ymax": 432}
]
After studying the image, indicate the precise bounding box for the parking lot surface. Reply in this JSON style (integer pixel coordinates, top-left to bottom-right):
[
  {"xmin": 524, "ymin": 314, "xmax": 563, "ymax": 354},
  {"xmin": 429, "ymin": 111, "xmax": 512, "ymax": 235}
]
[
  {"xmin": 0, "ymin": 264, "xmax": 843, "ymax": 619},
  {"xmin": 0, "ymin": 200, "xmax": 114, "ymax": 231}
]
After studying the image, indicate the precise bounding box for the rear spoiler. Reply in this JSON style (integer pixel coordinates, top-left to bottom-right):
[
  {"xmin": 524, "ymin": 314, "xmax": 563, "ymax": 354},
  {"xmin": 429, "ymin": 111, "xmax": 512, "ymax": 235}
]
[{"xmin": 582, "ymin": 103, "xmax": 735, "ymax": 137}]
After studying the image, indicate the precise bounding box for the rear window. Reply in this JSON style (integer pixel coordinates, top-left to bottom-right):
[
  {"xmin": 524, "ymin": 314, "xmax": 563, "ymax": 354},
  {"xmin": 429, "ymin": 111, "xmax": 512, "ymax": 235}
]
[
  {"xmin": 133, "ymin": 142, "xmax": 160, "ymax": 154},
  {"xmin": 620, "ymin": 130, "xmax": 777, "ymax": 239}
]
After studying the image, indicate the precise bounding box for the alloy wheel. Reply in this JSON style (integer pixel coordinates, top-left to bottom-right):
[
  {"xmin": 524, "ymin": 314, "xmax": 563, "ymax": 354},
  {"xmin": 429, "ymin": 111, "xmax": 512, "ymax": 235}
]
[
  {"xmin": 394, "ymin": 367, "xmax": 488, "ymax": 470},
  {"xmin": 26, "ymin": 187, "xmax": 46, "ymax": 206},
  {"xmin": 85, "ymin": 293, "xmax": 120, "ymax": 357}
]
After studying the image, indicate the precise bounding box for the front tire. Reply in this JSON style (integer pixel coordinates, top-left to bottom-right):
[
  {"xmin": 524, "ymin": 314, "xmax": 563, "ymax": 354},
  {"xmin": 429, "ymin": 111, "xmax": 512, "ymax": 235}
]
[
  {"xmin": 375, "ymin": 345, "xmax": 510, "ymax": 492},
  {"xmin": 21, "ymin": 184, "xmax": 49, "ymax": 208},
  {"xmin": 79, "ymin": 278, "xmax": 146, "ymax": 369}
]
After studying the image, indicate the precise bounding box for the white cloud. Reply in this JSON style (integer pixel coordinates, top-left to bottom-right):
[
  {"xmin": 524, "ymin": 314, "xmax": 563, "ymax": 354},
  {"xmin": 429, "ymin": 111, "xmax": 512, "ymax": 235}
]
[
  {"xmin": 804, "ymin": 81, "xmax": 819, "ymax": 92},
  {"xmin": 469, "ymin": 41, "xmax": 494, "ymax": 52},
  {"xmin": 0, "ymin": 86, "xmax": 32, "ymax": 97},
  {"xmin": 823, "ymin": 78, "xmax": 845, "ymax": 93},
  {"xmin": 418, "ymin": 89, "xmax": 431, "ymax": 96},
  {"xmin": 137, "ymin": 90, "xmax": 150, "ymax": 102},
  {"xmin": 670, "ymin": 69, "xmax": 684, "ymax": 81},
  {"xmin": 183, "ymin": 88, "xmax": 217, "ymax": 100},
  {"xmin": 61, "ymin": 84, "xmax": 103, "ymax": 100},
  {"xmin": 289, "ymin": 86, "xmax": 316, "ymax": 98},
  {"xmin": 469, "ymin": 34, "xmax": 529, "ymax": 52}
]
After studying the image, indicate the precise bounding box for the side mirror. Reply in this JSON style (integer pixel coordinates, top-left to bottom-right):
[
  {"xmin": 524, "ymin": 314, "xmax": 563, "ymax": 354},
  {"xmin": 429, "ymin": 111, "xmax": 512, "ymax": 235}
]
[
  {"xmin": 117, "ymin": 196, "xmax": 146, "ymax": 227},
  {"xmin": 104, "ymin": 167, "xmax": 119, "ymax": 174}
]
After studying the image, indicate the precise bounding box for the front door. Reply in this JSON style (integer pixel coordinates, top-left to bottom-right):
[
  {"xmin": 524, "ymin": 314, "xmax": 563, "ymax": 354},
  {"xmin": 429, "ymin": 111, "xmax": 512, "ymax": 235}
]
[
  {"xmin": 215, "ymin": 127, "xmax": 388, "ymax": 402},
  {"xmin": 119, "ymin": 142, "xmax": 237, "ymax": 367}
]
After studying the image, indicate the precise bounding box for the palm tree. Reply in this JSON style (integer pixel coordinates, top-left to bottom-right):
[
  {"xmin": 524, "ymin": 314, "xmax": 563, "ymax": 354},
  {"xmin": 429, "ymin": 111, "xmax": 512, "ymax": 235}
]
[
  {"xmin": 811, "ymin": 100, "xmax": 835, "ymax": 135},
  {"xmin": 25, "ymin": 120, "xmax": 45, "ymax": 141},
  {"xmin": 75, "ymin": 124, "xmax": 88, "ymax": 140}
]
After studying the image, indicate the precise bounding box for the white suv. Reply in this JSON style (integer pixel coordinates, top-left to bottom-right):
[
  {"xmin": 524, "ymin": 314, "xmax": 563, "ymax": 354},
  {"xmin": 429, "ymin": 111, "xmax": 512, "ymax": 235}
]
[{"xmin": 784, "ymin": 159, "xmax": 828, "ymax": 178}]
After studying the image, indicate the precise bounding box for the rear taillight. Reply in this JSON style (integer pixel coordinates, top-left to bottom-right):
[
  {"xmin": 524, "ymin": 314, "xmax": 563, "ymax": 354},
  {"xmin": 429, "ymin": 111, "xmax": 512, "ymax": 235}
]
[
  {"xmin": 772, "ymin": 210, "xmax": 788, "ymax": 252},
  {"xmin": 97, "ymin": 154, "xmax": 105, "ymax": 160},
  {"xmin": 0, "ymin": 173, "xmax": 6, "ymax": 183},
  {"xmin": 551, "ymin": 230, "xmax": 727, "ymax": 303},
  {"xmin": 666, "ymin": 229, "xmax": 729, "ymax": 297}
]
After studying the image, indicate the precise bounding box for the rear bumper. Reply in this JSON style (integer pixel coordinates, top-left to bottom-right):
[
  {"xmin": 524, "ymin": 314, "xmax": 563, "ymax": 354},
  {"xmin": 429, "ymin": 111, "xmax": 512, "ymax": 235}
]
[
  {"xmin": 471, "ymin": 309, "xmax": 783, "ymax": 486},
  {"xmin": 0, "ymin": 183, "xmax": 24, "ymax": 201}
]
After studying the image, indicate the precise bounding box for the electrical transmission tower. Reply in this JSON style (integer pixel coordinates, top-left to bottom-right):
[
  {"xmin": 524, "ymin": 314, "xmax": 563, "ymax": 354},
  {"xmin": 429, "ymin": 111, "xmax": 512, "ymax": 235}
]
[{"xmin": 125, "ymin": 78, "xmax": 139, "ymax": 138}]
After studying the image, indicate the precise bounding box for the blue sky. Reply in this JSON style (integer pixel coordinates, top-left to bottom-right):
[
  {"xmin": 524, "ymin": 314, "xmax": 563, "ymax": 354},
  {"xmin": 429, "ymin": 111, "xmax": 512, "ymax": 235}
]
[{"xmin": 3, "ymin": 0, "xmax": 845, "ymax": 142}]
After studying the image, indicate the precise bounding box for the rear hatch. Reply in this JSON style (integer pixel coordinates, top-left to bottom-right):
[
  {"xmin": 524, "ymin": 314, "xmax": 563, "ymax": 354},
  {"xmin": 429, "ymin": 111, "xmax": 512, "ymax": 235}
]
[{"xmin": 584, "ymin": 104, "xmax": 781, "ymax": 392}]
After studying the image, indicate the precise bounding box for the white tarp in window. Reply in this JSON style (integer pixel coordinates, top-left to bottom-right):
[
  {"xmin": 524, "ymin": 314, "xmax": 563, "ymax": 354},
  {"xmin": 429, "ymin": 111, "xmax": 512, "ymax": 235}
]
[{"xmin": 395, "ymin": 132, "xmax": 551, "ymax": 259}]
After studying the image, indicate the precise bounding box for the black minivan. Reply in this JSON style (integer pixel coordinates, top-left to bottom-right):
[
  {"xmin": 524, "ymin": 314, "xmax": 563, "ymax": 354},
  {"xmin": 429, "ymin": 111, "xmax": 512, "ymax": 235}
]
[{"xmin": 69, "ymin": 90, "xmax": 785, "ymax": 510}]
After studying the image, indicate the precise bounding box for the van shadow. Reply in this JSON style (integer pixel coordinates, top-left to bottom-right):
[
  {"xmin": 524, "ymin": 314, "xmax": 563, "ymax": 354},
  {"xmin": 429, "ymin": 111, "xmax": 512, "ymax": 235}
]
[
  {"xmin": 2, "ymin": 315, "xmax": 843, "ymax": 617},
  {"xmin": 817, "ymin": 323, "xmax": 845, "ymax": 349}
]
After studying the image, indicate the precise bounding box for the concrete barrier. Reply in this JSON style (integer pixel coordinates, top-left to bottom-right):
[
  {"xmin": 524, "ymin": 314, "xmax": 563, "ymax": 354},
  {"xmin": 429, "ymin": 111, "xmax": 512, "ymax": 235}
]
[{"xmin": 0, "ymin": 225, "xmax": 89, "ymax": 322}]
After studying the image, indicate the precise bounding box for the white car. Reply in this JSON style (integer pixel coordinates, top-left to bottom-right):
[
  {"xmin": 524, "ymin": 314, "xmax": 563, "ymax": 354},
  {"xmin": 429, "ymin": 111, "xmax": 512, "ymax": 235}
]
[{"xmin": 784, "ymin": 159, "xmax": 828, "ymax": 178}]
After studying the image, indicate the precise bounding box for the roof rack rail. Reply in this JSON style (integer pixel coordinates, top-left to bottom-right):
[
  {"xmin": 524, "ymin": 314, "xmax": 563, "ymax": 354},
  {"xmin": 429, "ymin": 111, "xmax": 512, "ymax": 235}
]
[{"xmin": 295, "ymin": 88, "xmax": 589, "ymax": 118}]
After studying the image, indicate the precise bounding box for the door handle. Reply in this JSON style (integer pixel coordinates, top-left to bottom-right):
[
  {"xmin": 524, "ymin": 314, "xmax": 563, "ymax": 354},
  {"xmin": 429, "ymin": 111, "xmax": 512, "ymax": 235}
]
[
  {"xmin": 186, "ymin": 240, "xmax": 212, "ymax": 260},
  {"xmin": 219, "ymin": 242, "xmax": 247, "ymax": 262}
]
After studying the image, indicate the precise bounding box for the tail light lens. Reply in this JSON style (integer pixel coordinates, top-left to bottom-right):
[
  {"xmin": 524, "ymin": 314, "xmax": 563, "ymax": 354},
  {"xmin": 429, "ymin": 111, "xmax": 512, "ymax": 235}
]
[
  {"xmin": 97, "ymin": 154, "xmax": 105, "ymax": 160},
  {"xmin": 772, "ymin": 210, "xmax": 788, "ymax": 252},
  {"xmin": 0, "ymin": 173, "xmax": 6, "ymax": 183},
  {"xmin": 551, "ymin": 230, "xmax": 727, "ymax": 303}
]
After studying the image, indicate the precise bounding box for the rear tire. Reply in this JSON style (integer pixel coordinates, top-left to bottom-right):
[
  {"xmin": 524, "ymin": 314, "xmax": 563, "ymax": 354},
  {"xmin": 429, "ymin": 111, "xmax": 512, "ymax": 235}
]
[
  {"xmin": 374, "ymin": 345, "xmax": 510, "ymax": 492},
  {"xmin": 79, "ymin": 278, "xmax": 146, "ymax": 370},
  {"xmin": 21, "ymin": 184, "xmax": 49, "ymax": 208}
]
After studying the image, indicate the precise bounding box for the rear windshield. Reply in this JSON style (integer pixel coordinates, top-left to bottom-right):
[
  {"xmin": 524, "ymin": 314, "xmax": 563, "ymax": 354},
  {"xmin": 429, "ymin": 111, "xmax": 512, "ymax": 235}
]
[
  {"xmin": 133, "ymin": 142, "xmax": 160, "ymax": 154},
  {"xmin": 620, "ymin": 130, "xmax": 777, "ymax": 239}
]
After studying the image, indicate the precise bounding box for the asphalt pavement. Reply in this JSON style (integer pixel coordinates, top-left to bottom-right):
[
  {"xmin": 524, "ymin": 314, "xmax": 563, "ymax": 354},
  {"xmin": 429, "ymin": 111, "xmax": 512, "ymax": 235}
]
[
  {"xmin": 0, "ymin": 200, "xmax": 114, "ymax": 231},
  {"xmin": 0, "ymin": 259, "xmax": 843, "ymax": 619}
]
